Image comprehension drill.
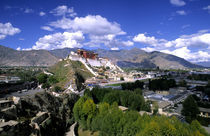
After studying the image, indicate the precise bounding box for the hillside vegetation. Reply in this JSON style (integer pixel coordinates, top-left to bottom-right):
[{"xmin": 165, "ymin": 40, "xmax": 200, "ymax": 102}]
[{"xmin": 49, "ymin": 59, "xmax": 93, "ymax": 89}]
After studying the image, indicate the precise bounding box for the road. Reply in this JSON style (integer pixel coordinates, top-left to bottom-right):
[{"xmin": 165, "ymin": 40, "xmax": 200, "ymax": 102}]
[
  {"xmin": 65, "ymin": 122, "xmax": 77, "ymax": 136},
  {"xmin": 1, "ymin": 88, "xmax": 44, "ymax": 98},
  {"xmin": 99, "ymin": 77, "xmax": 151, "ymax": 86}
]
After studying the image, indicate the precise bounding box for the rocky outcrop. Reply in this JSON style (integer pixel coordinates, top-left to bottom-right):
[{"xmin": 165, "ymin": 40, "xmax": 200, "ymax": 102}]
[{"xmin": 0, "ymin": 92, "xmax": 80, "ymax": 136}]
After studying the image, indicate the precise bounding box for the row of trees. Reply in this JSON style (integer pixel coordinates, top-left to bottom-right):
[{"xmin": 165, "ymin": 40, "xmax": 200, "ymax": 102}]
[
  {"xmin": 121, "ymin": 80, "xmax": 144, "ymax": 90},
  {"xmin": 188, "ymin": 74, "xmax": 210, "ymax": 81},
  {"xmin": 149, "ymin": 78, "xmax": 176, "ymax": 90},
  {"xmin": 73, "ymin": 96, "xmax": 208, "ymax": 136},
  {"xmin": 85, "ymin": 88, "xmax": 149, "ymax": 111}
]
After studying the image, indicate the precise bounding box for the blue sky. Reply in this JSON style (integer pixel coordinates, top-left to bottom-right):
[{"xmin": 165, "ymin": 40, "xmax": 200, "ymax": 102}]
[{"xmin": 0, "ymin": 0, "xmax": 210, "ymax": 62}]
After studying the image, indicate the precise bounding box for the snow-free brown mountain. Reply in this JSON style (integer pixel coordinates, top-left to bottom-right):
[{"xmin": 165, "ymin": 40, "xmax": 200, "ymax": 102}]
[
  {"xmin": 0, "ymin": 45, "xmax": 203, "ymax": 69},
  {"xmin": 95, "ymin": 48, "xmax": 203, "ymax": 69},
  {"xmin": 0, "ymin": 45, "xmax": 58, "ymax": 66}
]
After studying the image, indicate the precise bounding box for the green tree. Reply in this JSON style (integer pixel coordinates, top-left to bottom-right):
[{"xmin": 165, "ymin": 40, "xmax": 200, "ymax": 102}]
[
  {"xmin": 37, "ymin": 73, "xmax": 48, "ymax": 84},
  {"xmin": 153, "ymin": 102, "xmax": 159, "ymax": 115},
  {"xmin": 100, "ymin": 103, "xmax": 123, "ymax": 136},
  {"xmin": 53, "ymin": 86, "xmax": 62, "ymax": 92},
  {"xmin": 82, "ymin": 99, "xmax": 97, "ymax": 129},
  {"xmin": 42, "ymin": 82, "xmax": 50, "ymax": 89},
  {"xmin": 190, "ymin": 120, "xmax": 208, "ymax": 136},
  {"xmin": 48, "ymin": 76, "xmax": 58, "ymax": 85},
  {"xmin": 75, "ymin": 72, "xmax": 85, "ymax": 91},
  {"xmin": 143, "ymin": 101, "xmax": 151, "ymax": 112},
  {"xmin": 137, "ymin": 121, "xmax": 161, "ymax": 136},
  {"xmin": 134, "ymin": 88, "xmax": 143, "ymax": 95},
  {"xmin": 73, "ymin": 96, "xmax": 88, "ymax": 122},
  {"xmin": 181, "ymin": 95, "xmax": 200, "ymax": 123},
  {"xmin": 91, "ymin": 102, "xmax": 110, "ymax": 131},
  {"xmin": 103, "ymin": 91, "xmax": 120, "ymax": 105}
]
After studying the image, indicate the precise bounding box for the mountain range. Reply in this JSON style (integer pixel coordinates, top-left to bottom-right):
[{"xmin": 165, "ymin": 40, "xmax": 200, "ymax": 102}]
[
  {"xmin": 0, "ymin": 45, "xmax": 204, "ymax": 69},
  {"xmin": 94, "ymin": 48, "xmax": 202, "ymax": 69},
  {"xmin": 196, "ymin": 61, "xmax": 210, "ymax": 68},
  {"xmin": 0, "ymin": 45, "xmax": 58, "ymax": 66}
]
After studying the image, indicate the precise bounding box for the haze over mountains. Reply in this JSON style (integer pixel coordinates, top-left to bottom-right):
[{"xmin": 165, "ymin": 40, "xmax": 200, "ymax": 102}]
[
  {"xmin": 0, "ymin": 45, "xmax": 204, "ymax": 69},
  {"xmin": 196, "ymin": 61, "xmax": 210, "ymax": 68}
]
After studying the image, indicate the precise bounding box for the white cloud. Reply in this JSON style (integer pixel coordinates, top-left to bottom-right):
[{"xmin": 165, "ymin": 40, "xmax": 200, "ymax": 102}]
[
  {"xmin": 161, "ymin": 47, "xmax": 210, "ymax": 62},
  {"xmin": 121, "ymin": 41, "xmax": 134, "ymax": 46},
  {"xmin": 111, "ymin": 47, "xmax": 119, "ymax": 50},
  {"xmin": 24, "ymin": 8, "xmax": 33, "ymax": 13},
  {"xmin": 41, "ymin": 26, "xmax": 54, "ymax": 31},
  {"xmin": 172, "ymin": 33, "xmax": 210, "ymax": 48},
  {"xmin": 182, "ymin": 24, "xmax": 190, "ymax": 29},
  {"xmin": 170, "ymin": 0, "xmax": 186, "ymax": 6},
  {"xmin": 133, "ymin": 34, "xmax": 158, "ymax": 45},
  {"xmin": 85, "ymin": 33, "xmax": 133, "ymax": 48},
  {"xmin": 141, "ymin": 47, "xmax": 156, "ymax": 52},
  {"xmin": 35, "ymin": 12, "xmax": 128, "ymax": 49},
  {"xmin": 32, "ymin": 31, "xmax": 84, "ymax": 50},
  {"xmin": 0, "ymin": 35, "xmax": 6, "ymax": 39},
  {"xmin": 176, "ymin": 10, "xmax": 187, "ymax": 15},
  {"xmin": 39, "ymin": 11, "xmax": 46, "ymax": 16},
  {"xmin": 50, "ymin": 5, "xmax": 77, "ymax": 17},
  {"xmin": 133, "ymin": 32, "xmax": 210, "ymax": 49},
  {"xmin": 0, "ymin": 22, "xmax": 21, "ymax": 40},
  {"xmin": 133, "ymin": 33, "xmax": 168, "ymax": 48},
  {"xmin": 161, "ymin": 47, "xmax": 192, "ymax": 60},
  {"xmin": 49, "ymin": 15, "xmax": 126, "ymax": 36},
  {"xmin": 88, "ymin": 35, "xmax": 116, "ymax": 43},
  {"xmin": 42, "ymin": 9, "xmax": 127, "ymax": 48},
  {"xmin": 16, "ymin": 46, "xmax": 21, "ymax": 51},
  {"xmin": 133, "ymin": 31, "xmax": 210, "ymax": 62},
  {"xmin": 203, "ymin": 5, "xmax": 210, "ymax": 13}
]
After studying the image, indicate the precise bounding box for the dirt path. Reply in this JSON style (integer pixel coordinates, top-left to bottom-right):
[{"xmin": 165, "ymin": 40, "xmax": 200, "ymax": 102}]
[{"xmin": 65, "ymin": 122, "xmax": 77, "ymax": 136}]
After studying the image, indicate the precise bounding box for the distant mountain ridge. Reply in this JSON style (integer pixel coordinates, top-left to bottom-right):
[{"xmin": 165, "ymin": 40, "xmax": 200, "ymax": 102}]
[
  {"xmin": 0, "ymin": 45, "xmax": 59, "ymax": 66},
  {"xmin": 49, "ymin": 48, "xmax": 78, "ymax": 59},
  {"xmin": 94, "ymin": 48, "xmax": 202, "ymax": 69},
  {"xmin": 196, "ymin": 61, "xmax": 210, "ymax": 67},
  {"xmin": 0, "ymin": 45, "xmax": 203, "ymax": 69}
]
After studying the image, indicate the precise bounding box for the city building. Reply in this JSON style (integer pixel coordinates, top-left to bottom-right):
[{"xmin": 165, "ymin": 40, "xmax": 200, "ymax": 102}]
[
  {"xmin": 0, "ymin": 76, "xmax": 20, "ymax": 83},
  {"xmin": 169, "ymin": 87, "xmax": 187, "ymax": 95},
  {"xmin": 158, "ymin": 101, "xmax": 171, "ymax": 115},
  {"xmin": 199, "ymin": 107, "xmax": 210, "ymax": 118}
]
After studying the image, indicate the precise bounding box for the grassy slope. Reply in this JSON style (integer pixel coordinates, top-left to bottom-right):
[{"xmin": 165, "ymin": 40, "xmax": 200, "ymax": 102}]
[
  {"xmin": 78, "ymin": 128, "xmax": 99, "ymax": 136},
  {"xmin": 49, "ymin": 59, "xmax": 93, "ymax": 89}
]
